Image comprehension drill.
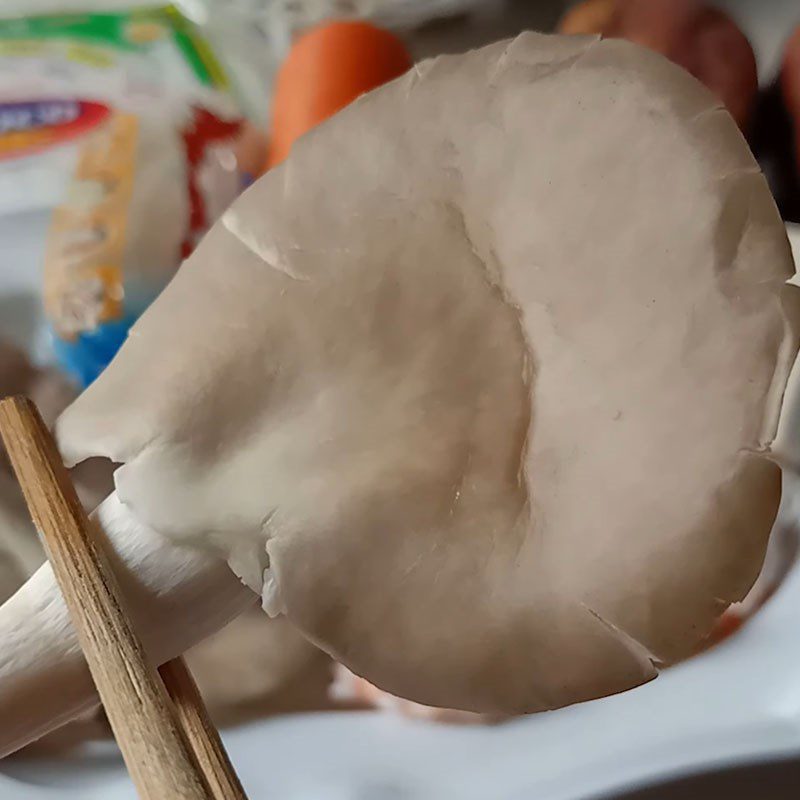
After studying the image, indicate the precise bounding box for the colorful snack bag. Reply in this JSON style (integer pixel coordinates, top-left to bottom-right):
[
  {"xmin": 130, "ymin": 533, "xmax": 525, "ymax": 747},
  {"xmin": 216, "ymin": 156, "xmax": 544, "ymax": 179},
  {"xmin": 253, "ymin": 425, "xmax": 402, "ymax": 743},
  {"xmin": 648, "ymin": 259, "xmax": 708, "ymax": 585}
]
[{"xmin": 0, "ymin": 6, "xmax": 250, "ymax": 385}]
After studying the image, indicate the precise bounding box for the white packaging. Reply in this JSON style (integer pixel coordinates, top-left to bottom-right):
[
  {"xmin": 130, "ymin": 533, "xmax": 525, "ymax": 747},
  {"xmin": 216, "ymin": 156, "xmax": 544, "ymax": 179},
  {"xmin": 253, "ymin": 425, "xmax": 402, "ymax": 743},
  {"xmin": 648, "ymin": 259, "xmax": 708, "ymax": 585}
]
[{"xmin": 0, "ymin": 4, "xmax": 254, "ymax": 385}]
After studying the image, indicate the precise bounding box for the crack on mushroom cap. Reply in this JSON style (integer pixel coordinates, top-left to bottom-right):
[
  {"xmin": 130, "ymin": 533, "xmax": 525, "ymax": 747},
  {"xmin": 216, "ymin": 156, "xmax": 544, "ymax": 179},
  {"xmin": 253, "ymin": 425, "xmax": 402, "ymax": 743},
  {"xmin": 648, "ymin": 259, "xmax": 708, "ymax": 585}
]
[
  {"xmin": 490, "ymin": 31, "xmax": 603, "ymax": 86},
  {"xmin": 582, "ymin": 603, "xmax": 662, "ymax": 672},
  {"xmin": 222, "ymin": 210, "xmax": 309, "ymax": 282}
]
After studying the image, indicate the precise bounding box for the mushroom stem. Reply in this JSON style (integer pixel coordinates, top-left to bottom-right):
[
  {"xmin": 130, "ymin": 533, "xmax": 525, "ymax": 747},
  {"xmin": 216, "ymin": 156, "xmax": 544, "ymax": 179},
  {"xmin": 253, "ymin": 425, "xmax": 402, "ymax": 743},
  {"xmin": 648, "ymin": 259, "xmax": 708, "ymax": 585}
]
[{"xmin": 0, "ymin": 493, "xmax": 255, "ymax": 758}]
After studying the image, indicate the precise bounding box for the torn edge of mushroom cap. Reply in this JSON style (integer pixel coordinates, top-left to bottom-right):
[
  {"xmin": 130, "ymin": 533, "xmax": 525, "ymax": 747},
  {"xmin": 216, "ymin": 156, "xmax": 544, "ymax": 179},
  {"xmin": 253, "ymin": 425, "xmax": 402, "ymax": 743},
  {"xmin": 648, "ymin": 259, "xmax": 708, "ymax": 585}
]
[{"xmin": 767, "ymin": 281, "xmax": 800, "ymax": 466}]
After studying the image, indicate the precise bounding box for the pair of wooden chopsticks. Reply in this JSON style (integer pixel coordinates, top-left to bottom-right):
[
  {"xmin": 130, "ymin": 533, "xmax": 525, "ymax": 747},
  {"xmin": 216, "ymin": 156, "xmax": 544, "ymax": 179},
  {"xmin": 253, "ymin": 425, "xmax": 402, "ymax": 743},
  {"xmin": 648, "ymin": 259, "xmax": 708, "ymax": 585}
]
[{"xmin": 0, "ymin": 396, "xmax": 247, "ymax": 800}]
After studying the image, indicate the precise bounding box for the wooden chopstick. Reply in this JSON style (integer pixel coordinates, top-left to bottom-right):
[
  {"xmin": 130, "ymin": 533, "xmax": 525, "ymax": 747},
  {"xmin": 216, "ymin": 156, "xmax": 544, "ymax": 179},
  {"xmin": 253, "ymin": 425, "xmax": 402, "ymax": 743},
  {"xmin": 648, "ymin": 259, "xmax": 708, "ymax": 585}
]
[
  {"xmin": 160, "ymin": 657, "xmax": 248, "ymax": 799},
  {"xmin": 0, "ymin": 396, "xmax": 247, "ymax": 800}
]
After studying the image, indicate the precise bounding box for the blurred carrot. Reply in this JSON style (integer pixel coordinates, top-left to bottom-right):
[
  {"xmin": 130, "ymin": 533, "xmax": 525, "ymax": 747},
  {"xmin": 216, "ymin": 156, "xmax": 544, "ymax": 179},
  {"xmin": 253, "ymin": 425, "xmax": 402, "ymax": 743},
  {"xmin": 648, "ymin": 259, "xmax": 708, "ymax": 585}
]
[
  {"xmin": 782, "ymin": 25, "xmax": 800, "ymax": 162},
  {"xmin": 266, "ymin": 20, "xmax": 412, "ymax": 170},
  {"xmin": 558, "ymin": 0, "xmax": 757, "ymax": 130},
  {"xmin": 558, "ymin": 0, "xmax": 616, "ymax": 35},
  {"xmin": 704, "ymin": 610, "xmax": 744, "ymax": 649}
]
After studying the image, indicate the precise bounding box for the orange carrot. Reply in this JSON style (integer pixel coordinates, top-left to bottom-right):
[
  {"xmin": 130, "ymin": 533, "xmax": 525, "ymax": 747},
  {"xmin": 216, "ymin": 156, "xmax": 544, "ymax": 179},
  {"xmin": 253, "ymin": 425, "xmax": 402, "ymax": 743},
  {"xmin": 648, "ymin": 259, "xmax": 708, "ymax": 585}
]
[{"xmin": 266, "ymin": 20, "xmax": 412, "ymax": 169}]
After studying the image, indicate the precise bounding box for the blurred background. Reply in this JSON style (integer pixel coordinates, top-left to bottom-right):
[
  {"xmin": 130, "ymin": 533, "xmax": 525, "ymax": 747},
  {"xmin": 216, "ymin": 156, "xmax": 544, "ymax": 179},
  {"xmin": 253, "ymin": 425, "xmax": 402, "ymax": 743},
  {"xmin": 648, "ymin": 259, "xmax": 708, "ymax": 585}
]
[{"xmin": 1, "ymin": 1, "xmax": 800, "ymax": 798}]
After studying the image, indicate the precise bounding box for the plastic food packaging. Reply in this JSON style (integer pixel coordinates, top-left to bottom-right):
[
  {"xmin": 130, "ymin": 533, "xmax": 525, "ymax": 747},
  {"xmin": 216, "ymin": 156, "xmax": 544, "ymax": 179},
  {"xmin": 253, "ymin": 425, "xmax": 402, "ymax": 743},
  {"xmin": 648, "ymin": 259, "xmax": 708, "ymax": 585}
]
[{"xmin": 0, "ymin": 5, "xmax": 253, "ymax": 386}]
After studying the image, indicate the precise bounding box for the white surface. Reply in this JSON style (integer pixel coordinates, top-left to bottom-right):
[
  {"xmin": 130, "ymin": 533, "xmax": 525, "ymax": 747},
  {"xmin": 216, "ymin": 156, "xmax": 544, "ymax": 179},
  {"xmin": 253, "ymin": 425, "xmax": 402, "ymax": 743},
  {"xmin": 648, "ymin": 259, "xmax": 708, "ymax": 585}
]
[{"xmin": 0, "ymin": 211, "xmax": 50, "ymax": 363}]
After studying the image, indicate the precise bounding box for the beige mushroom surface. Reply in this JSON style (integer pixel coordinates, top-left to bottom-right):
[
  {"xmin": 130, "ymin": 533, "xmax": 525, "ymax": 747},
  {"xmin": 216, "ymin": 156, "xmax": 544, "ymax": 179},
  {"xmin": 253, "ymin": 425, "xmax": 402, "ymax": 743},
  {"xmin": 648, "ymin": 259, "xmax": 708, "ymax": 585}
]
[
  {"xmin": 56, "ymin": 32, "xmax": 798, "ymax": 714},
  {"xmin": 0, "ymin": 30, "xmax": 797, "ymax": 753}
]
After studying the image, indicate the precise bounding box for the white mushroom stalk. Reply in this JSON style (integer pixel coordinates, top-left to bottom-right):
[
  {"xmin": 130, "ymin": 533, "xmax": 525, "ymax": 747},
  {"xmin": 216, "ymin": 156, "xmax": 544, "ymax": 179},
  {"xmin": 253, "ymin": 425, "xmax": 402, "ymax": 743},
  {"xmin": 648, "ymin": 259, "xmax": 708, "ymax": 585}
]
[{"xmin": 0, "ymin": 493, "xmax": 255, "ymax": 758}]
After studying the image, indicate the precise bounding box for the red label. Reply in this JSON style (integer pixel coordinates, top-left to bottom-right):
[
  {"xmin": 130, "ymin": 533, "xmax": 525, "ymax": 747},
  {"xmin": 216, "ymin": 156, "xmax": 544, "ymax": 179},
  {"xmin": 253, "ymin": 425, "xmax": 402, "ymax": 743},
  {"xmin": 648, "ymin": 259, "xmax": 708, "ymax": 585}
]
[{"xmin": 0, "ymin": 100, "xmax": 111, "ymax": 160}]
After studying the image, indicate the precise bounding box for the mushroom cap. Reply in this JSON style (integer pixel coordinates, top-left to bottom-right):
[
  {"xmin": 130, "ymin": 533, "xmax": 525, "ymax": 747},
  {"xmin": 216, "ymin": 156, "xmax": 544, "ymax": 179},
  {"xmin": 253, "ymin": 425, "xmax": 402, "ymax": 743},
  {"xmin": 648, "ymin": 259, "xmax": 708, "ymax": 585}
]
[{"xmin": 57, "ymin": 33, "xmax": 798, "ymax": 714}]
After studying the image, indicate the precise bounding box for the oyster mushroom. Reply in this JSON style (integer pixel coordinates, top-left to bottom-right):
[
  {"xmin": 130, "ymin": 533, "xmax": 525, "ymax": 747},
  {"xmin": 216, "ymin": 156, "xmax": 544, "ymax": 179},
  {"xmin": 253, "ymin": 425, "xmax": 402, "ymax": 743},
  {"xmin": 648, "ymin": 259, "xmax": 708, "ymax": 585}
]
[{"xmin": 1, "ymin": 32, "xmax": 797, "ymax": 753}]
